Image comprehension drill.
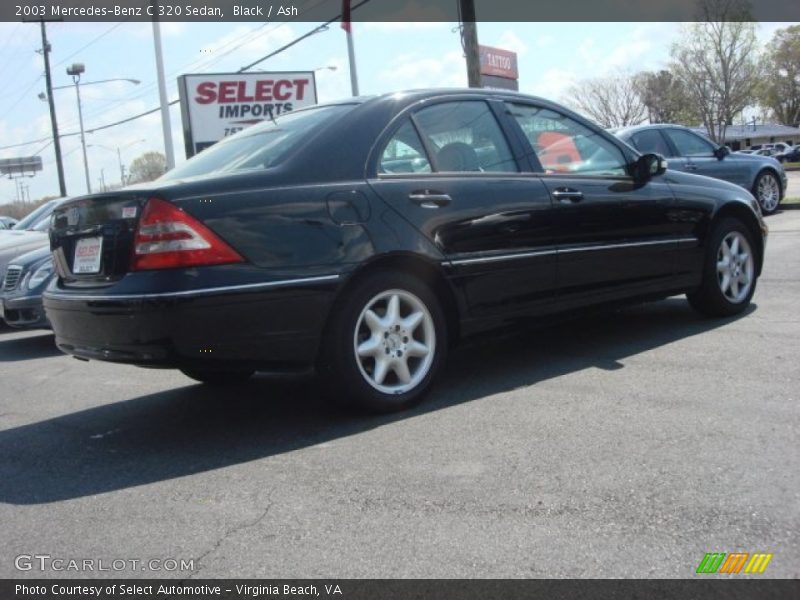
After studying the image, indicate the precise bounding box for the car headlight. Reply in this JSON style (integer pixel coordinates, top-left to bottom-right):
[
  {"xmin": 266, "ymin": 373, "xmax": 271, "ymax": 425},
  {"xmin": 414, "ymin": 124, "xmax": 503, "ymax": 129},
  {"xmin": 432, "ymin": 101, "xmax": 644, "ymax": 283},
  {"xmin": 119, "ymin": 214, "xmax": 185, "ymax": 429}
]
[{"xmin": 27, "ymin": 260, "xmax": 54, "ymax": 290}]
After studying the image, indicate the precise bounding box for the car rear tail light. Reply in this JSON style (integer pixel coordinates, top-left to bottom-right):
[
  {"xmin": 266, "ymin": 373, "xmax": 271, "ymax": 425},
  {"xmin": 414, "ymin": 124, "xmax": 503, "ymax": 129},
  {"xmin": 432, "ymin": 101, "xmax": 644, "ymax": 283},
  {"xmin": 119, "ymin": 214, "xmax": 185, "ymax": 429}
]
[{"xmin": 131, "ymin": 197, "xmax": 244, "ymax": 270}]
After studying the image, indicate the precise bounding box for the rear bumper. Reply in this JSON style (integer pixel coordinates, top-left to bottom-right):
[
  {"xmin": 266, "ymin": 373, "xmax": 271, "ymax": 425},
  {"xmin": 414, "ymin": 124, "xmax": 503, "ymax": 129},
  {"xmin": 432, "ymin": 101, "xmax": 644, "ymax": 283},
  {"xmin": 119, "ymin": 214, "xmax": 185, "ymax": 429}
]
[{"xmin": 42, "ymin": 274, "xmax": 341, "ymax": 370}]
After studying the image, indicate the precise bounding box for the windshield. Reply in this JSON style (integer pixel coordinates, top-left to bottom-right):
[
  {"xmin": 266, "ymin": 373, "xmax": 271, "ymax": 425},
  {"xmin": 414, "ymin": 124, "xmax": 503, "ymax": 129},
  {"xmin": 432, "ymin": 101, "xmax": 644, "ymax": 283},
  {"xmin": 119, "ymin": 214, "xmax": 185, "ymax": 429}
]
[
  {"xmin": 160, "ymin": 105, "xmax": 354, "ymax": 182},
  {"xmin": 12, "ymin": 199, "xmax": 58, "ymax": 230}
]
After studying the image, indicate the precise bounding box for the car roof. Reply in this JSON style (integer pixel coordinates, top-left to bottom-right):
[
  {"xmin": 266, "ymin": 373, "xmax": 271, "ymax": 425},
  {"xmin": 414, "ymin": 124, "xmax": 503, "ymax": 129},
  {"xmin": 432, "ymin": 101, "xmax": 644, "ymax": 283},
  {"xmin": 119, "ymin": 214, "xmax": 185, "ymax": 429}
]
[
  {"xmin": 319, "ymin": 88, "xmax": 587, "ymax": 119},
  {"xmin": 613, "ymin": 123, "xmax": 690, "ymax": 137}
]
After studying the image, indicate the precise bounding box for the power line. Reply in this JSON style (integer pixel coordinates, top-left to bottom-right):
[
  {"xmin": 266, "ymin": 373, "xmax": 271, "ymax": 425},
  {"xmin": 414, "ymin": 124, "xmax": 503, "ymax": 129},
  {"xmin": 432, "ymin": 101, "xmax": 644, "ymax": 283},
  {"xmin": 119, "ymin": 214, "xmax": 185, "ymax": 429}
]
[
  {"xmin": 87, "ymin": 100, "xmax": 178, "ymax": 134},
  {"xmin": 0, "ymin": 22, "xmax": 127, "ymax": 124},
  {"xmin": 1, "ymin": 0, "xmax": 371, "ymax": 152},
  {"xmin": 0, "ymin": 74, "xmax": 44, "ymax": 122},
  {"xmin": 51, "ymin": 20, "xmax": 131, "ymax": 69},
  {"xmin": 67, "ymin": 0, "xmax": 328, "ymax": 125},
  {"xmin": 60, "ymin": 20, "xmax": 277, "ymax": 132},
  {"xmin": 0, "ymin": 28, "xmax": 43, "ymax": 102},
  {"xmin": 0, "ymin": 136, "xmax": 54, "ymax": 151},
  {"xmin": 0, "ymin": 22, "xmax": 23, "ymax": 63},
  {"xmin": 50, "ymin": 21, "xmax": 317, "ymax": 136},
  {"xmin": 40, "ymin": 143, "xmax": 83, "ymax": 166},
  {"xmin": 54, "ymin": 19, "xmax": 284, "ymax": 130},
  {"xmin": 59, "ymin": 20, "xmax": 274, "ymax": 126},
  {"xmin": 239, "ymin": 0, "xmax": 372, "ymax": 72},
  {"xmin": 32, "ymin": 139, "xmax": 54, "ymax": 156}
]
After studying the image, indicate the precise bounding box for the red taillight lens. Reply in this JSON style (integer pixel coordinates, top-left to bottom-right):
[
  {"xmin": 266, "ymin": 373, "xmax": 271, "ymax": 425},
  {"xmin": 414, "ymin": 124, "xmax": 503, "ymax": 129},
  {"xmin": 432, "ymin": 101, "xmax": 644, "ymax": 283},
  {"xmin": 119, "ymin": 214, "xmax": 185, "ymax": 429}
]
[{"xmin": 131, "ymin": 198, "xmax": 244, "ymax": 271}]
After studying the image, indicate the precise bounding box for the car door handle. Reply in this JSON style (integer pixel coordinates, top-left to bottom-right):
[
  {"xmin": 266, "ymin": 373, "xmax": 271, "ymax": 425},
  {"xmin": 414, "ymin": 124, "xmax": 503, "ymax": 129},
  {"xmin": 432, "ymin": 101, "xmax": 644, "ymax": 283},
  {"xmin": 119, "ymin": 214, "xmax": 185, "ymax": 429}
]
[
  {"xmin": 685, "ymin": 163, "xmax": 698, "ymax": 171},
  {"xmin": 551, "ymin": 188, "xmax": 583, "ymax": 203},
  {"xmin": 409, "ymin": 191, "xmax": 452, "ymax": 209}
]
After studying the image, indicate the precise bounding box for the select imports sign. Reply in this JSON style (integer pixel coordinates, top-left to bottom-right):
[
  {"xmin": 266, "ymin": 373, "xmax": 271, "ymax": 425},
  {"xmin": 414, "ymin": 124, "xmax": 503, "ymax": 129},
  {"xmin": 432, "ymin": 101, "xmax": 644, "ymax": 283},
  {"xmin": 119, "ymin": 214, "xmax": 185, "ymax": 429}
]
[{"xmin": 177, "ymin": 71, "xmax": 317, "ymax": 157}]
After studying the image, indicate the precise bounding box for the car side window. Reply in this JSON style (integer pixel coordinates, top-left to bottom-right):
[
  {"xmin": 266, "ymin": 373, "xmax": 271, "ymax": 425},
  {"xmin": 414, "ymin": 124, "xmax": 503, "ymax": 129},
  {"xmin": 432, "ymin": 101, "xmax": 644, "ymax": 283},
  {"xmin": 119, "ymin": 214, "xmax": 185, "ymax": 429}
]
[
  {"xmin": 379, "ymin": 120, "xmax": 432, "ymax": 174},
  {"xmin": 630, "ymin": 130, "xmax": 673, "ymax": 157},
  {"xmin": 507, "ymin": 103, "xmax": 628, "ymax": 176},
  {"xmin": 664, "ymin": 129, "xmax": 715, "ymax": 157},
  {"xmin": 412, "ymin": 101, "xmax": 518, "ymax": 173}
]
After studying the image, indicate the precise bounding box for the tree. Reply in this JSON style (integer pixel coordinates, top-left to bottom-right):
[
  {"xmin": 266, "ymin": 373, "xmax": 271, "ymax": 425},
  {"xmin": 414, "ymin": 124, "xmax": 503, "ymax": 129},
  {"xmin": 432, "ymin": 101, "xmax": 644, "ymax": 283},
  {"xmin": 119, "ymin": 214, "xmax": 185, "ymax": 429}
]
[
  {"xmin": 758, "ymin": 25, "xmax": 800, "ymax": 125},
  {"xmin": 633, "ymin": 70, "xmax": 699, "ymax": 124},
  {"xmin": 565, "ymin": 72, "xmax": 647, "ymax": 128},
  {"xmin": 0, "ymin": 197, "xmax": 56, "ymax": 220},
  {"xmin": 669, "ymin": 0, "xmax": 760, "ymax": 143},
  {"xmin": 128, "ymin": 151, "xmax": 167, "ymax": 184}
]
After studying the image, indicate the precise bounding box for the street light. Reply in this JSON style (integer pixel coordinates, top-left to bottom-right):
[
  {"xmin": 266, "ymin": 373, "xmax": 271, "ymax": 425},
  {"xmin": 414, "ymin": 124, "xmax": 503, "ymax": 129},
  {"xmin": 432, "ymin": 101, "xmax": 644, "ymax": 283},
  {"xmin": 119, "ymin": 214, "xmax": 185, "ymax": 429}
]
[
  {"xmin": 49, "ymin": 64, "xmax": 141, "ymax": 194},
  {"xmin": 89, "ymin": 139, "xmax": 145, "ymax": 187},
  {"xmin": 65, "ymin": 63, "xmax": 91, "ymax": 194}
]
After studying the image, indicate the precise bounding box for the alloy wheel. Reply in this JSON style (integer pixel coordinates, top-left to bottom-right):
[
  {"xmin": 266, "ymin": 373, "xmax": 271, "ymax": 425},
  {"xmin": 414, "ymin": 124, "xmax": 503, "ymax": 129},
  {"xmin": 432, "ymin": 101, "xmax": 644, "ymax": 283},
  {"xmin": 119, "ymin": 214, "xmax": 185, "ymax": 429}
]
[
  {"xmin": 757, "ymin": 173, "xmax": 780, "ymax": 213},
  {"xmin": 353, "ymin": 289, "xmax": 436, "ymax": 394},
  {"xmin": 716, "ymin": 231, "xmax": 754, "ymax": 304}
]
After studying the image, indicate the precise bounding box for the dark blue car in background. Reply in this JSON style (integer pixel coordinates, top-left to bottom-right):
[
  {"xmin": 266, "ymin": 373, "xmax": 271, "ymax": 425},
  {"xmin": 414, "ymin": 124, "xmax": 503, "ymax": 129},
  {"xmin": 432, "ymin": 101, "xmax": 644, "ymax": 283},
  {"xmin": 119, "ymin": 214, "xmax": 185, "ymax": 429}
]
[
  {"xmin": 1, "ymin": 245, "xmax": 54, "ymax": 329},
  {"xmin": 614, "ymin": 124, "xmax": 788, "ymax": 214}
]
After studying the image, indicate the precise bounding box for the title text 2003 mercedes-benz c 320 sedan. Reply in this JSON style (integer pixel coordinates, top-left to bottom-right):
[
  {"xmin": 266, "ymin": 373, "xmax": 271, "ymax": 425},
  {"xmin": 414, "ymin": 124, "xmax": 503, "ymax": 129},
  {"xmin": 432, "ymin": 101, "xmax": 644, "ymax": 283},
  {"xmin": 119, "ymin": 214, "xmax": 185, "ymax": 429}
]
[{"xmin": 44, "ymin": 90, "xmax": 767, "ymax": 412}]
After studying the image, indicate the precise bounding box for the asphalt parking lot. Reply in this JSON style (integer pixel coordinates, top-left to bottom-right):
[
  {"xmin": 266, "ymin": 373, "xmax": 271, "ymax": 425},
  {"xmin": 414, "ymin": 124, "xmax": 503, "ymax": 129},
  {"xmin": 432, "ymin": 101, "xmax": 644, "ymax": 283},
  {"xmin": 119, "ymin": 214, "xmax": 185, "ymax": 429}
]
[{"xmin": 0, "ymin": 211, "xmax": 798, "ymax": 579}]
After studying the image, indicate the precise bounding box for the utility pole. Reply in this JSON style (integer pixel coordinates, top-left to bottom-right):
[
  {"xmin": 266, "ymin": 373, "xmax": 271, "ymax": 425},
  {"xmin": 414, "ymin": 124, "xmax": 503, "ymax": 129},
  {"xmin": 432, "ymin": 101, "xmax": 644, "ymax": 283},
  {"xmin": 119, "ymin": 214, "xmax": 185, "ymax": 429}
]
[
  {"xmin": 151, "ymin": 0, "xmax": 175, "ymax": 169},
  {"xmin": 459, "ymin": 0, "xmax": 481, "ymax": 88},
  {"xmin": 118, "ymin": 148, "xmax": 126, "ymax": 186},
  {"xmin": 37, "ymin": 20, "xmax": 67, "ymax": 197},
  {"xmin": 340, "ymin": 0, "xmax": 359, "ymax": 96}
]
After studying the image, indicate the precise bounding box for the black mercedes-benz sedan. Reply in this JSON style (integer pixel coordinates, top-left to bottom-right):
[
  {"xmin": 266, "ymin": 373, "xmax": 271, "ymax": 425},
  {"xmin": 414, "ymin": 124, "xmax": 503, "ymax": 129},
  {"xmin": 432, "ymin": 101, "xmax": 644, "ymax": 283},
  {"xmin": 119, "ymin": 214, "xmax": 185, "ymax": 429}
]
[{"xmin": 44, "ymin": 89, "xmax": 767, "ymax": 412}]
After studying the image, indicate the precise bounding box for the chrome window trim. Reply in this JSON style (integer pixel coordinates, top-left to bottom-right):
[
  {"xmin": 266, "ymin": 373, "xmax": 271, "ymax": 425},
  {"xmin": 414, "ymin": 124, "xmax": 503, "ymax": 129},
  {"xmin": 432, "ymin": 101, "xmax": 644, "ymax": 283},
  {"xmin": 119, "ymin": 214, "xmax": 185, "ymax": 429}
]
[
  {"xmin": 558, "ymin": 237, "xmax": 698, "ymax": 254},
  {"xmin": 446, "ymin": 237, "xmax": 697, "ymax": 266},
  {"xmin": 449, "ymin": 249, "xmax": 556, "ymax": 266}
]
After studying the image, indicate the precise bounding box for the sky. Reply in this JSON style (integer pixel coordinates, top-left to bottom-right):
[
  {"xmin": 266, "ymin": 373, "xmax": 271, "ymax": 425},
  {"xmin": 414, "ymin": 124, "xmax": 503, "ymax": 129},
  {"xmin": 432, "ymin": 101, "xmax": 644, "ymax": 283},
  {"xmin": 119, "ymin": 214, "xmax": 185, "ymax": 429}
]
[{"xmin": 0, "ymin": 17, "xmax": 794, "ymax": 204}]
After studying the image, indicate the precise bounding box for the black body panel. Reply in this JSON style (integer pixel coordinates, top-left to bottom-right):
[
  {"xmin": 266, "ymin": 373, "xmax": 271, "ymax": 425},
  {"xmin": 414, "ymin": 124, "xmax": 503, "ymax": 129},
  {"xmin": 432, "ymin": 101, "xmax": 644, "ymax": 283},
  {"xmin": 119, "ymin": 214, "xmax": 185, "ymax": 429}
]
[{"xmin": 44, "ymin": 279, "xmax": 338, "ymax": 369}]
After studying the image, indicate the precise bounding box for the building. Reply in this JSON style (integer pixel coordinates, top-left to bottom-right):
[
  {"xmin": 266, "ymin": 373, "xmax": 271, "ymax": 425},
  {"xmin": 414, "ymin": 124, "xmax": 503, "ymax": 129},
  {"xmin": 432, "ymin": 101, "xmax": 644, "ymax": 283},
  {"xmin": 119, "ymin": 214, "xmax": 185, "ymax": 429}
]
[{"xmin": 692, "ymin": 124, "xmax": 800, "ymax": 150}]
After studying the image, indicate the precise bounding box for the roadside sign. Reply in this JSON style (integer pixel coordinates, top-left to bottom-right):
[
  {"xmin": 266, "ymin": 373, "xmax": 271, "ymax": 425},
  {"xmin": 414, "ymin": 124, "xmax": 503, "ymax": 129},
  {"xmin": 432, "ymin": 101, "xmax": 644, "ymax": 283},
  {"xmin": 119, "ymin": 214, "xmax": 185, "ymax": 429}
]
[
  {"xmin": 480, "ymin": 74, "xmax": 519, "ymax": 91},
  {"xmin": 0, "ymin": 156, "xmax": 43, "ymax": 177},
  {"xmin": 479, "ymin": 45, "xmax": 519, "ymax": 91},
  {"xmin": 177, "ymin": 71, "xmax": 318, "ymax": 157}
]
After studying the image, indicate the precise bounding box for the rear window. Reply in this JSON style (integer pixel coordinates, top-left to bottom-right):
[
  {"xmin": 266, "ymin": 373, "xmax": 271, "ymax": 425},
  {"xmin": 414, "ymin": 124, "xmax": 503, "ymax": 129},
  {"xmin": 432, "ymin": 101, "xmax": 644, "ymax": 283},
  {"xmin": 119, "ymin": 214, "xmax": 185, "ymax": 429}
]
[{"xmin": 160, "ymin": 104, "xmax": 354, "ymax": 181}]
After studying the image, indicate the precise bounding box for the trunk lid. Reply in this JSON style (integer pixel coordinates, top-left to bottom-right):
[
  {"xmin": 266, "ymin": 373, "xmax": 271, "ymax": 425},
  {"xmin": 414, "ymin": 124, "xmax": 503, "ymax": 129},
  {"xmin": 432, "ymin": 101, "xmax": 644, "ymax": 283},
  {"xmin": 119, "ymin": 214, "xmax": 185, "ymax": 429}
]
[{"xmin": 50, "ymin": 192, "xmax": 151, "ymax": 286}]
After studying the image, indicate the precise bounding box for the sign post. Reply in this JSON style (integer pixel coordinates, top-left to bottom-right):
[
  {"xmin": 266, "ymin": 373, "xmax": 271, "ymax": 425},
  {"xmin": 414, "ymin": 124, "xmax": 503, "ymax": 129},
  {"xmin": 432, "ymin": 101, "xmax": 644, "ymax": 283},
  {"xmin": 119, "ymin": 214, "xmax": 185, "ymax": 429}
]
[
  {"xmin": 177, "ymin": 71, "xmax": 318, "ymax": 158},
  {"xmin": 1, "ymin": 156, "xmax": 43, "ymax": 203}
]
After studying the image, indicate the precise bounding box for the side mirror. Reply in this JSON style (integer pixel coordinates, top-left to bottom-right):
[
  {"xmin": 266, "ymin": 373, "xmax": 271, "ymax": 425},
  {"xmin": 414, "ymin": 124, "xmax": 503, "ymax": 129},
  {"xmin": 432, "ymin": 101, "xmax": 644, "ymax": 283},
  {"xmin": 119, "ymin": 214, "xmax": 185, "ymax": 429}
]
[
  {"xmin": 635, "ymin": 153, "xmax": 667, "ymax": 181},
  {"xmin": 714, "ymin": 146, "xmax": 730, "ymax": 159}
]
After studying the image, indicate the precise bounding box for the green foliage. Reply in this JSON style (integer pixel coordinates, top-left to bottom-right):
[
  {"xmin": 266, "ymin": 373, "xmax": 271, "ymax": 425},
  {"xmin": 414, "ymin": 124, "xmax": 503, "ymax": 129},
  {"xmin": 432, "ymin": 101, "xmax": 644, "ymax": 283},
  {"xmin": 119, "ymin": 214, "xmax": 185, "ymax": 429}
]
[
  {"xmin": 669, "ymin": 17, "xmax": 760, "ymax": 143},
  {"xmin": 128, "ymin": 151, "xmax": 168, "ymax": 184},
  {"xmin": 633, "ymin": 70, "xmax": 700, "ymax": 125},
  {"xmin": 758, "ymin": 25, "xmax": 800, "ymax": 125}
]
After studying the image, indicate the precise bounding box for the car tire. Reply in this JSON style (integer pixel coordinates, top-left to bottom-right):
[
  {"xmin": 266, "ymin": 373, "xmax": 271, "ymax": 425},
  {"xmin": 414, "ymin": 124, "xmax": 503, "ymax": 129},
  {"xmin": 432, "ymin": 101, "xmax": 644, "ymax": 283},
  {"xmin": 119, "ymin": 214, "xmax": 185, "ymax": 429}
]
[
  {"xmin": 180, "ymin": 368, "xmax": 254, "ymax": 385},
  {"xmin": 687, "ymin": 217, "xmax": 758, "ymax": 318},
  {"xmin": 752, "ymin": 170, "xmax": 781, "ymax": 215},
  {"xmin": 320, "ymin": 270, "xmax": 447, "ymax": 413}
]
